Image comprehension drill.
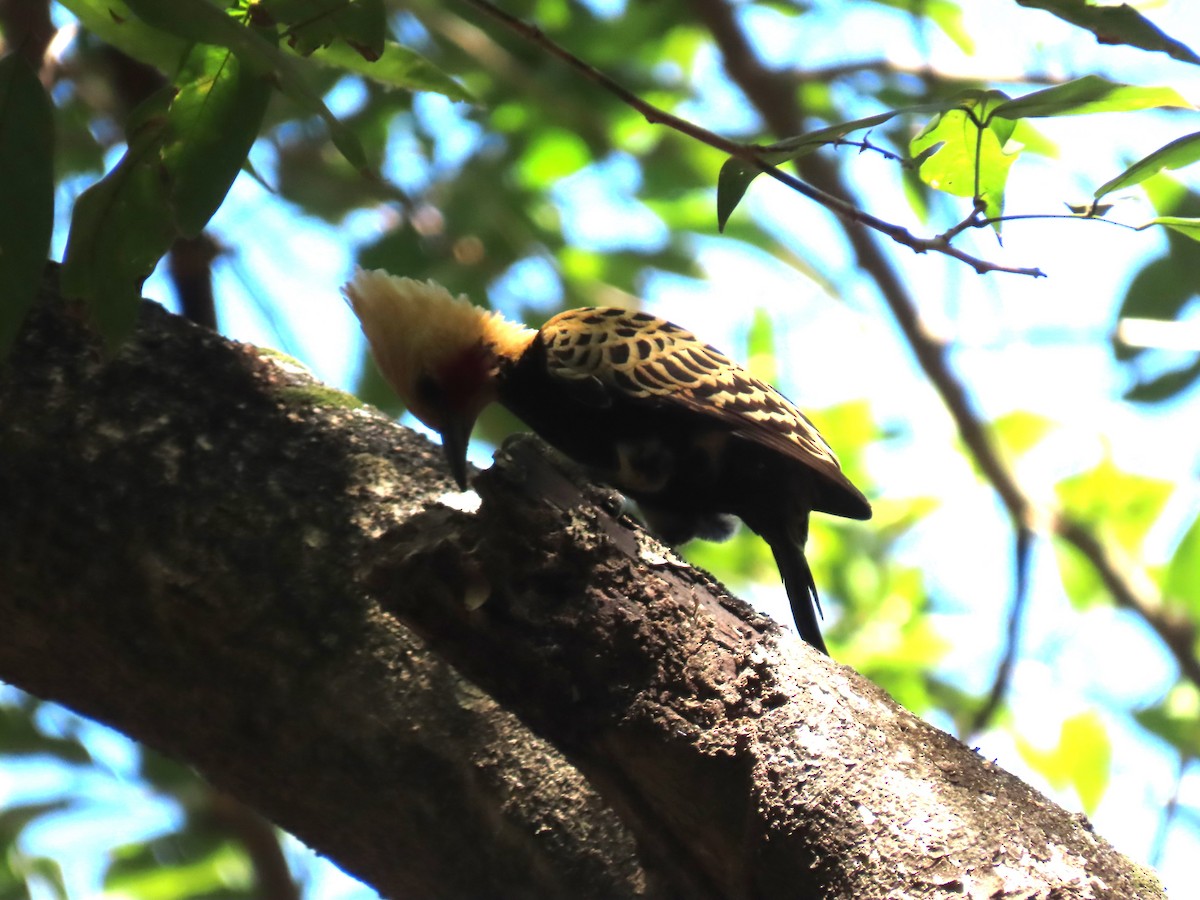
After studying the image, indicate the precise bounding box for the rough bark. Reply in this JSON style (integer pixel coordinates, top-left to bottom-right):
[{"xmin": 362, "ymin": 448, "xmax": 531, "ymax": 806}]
[
  {"xmin": 0, "ymin": 270, "xmax": 1164, "ymax": 899},
  {"xmin": 0, "ymin": 271, "xmax": 644, "ymax": 899}
]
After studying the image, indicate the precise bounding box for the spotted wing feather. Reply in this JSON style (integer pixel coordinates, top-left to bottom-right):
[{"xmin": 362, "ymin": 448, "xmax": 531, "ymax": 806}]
[{"xmin": 540, "ymin": 307, "xmax": 868, "ymax": 517}]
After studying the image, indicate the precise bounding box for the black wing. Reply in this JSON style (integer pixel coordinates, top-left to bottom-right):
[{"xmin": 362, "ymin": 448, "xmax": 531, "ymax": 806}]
[{"xmin": 540, "ymin": 308, "xmax": 870, "ymax": 520}]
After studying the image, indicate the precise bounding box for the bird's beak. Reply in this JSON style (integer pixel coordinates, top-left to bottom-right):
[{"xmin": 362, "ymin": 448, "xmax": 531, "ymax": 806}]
[{"xmin": 439, "ymin": 414, "xmax": 476, "ymax": 490}]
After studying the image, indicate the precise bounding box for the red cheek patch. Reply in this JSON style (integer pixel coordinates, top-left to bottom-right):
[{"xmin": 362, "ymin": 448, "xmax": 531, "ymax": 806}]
[{"xmin": 439, "ymin": 343, "xmax": 493, "ymax": 413}]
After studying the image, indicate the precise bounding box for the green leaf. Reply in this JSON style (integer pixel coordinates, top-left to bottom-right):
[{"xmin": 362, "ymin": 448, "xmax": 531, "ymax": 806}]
[
  {"xmin": 312, "ymin": 41, "xmax": 474, "ymax": 102},
  {"xmin": 1124, "ymin": 356, "xmax": 1200, "ymax": 404},
  {"xmin": 716, "ymin": 157, "xmax": 760, "ymax": 232},
  {"xmin": 104, "ymin": 839, "xmax": 254, "ymax": 899},
  {"xmin": 762, "ymin": 111, "xmax": 904, "ymax": 156},
  {"xmin": 136, "ymin": 747, "xmax": 205, "ymax": 793},
  {"xmin": 1054, "ymin": 538, "xmax": 1106, "ymax": 610},
  {"xmin": 867, "ymin": 0, "xmax": 974, "ymax": 53},
  {"xmin": 61, "ymin": 89, "xmax": 177, "ymax": 348},
  {"xmin": 1015, "ymin": 0, "xmax": 1200, "ymax": 66},
  {"xmin": 745, "ymin": 307, "xmax": 776, "ymax": 383},
  {"xmin": 0, "ymin": 801, "xmax": 72, "ymax": 845},
  {"xmin": 1113, "ymin": 255, "xmax": 1199, "ymax": 361},
  {"xmin": 163, "ymin": 45, "xmax": 271, "ymax": 235},
  {"xmin": 123, "ymin": 0, "xmax": 368, "ymax": 171},
  {"xmin": 60, "ymin": 36, "xmax": 272, "ymax": 344},
  {"xmin": 910, "ymin": 91, "xmax": 1016, "ymax": 222},
  {"xmin": 718, "ymin": 99, "xmax": 960, "ymax": 228},
  {"xmin": 682, "ymin": 525, "xmax": 778, "ymax": 595},
  {"xmin": 264, "ymin": 0, "xmax": 386, "ymax": 59},
  {"xmin": 924, "ymin": 0, "xmax": 974, "ymax": 54},
  {"xmin": 1164, "ymin": 514, "xmax": 1200, "ymax": 614},
  {"xmin": 517, "ymin": 127, "xmax": 591, "ymax": 189},
  {"xmin": 1009, "ymin": 117, "xmax": 1059, "ymax": 159},
  {"xmin": 14, "ymin": 854, "xmax": 69, "ymax": 900},
  {"xmin": 0, "ymin": 53, "xmax": 54, "ymax": 355},
  {"xmin": 1138, "ymin": 216, "xmax": 1200, "ymax": 242},
  {"xmin": 760, "ymin": 101, "xmax": 958, "ymax": 157},
  {"xmin": 1138, "ymin": 171, "xmax": 1200, "ymax": 219},
  {"xmin": 330, "ymin": 0, "xmax": 386, "ymax": 60},
  {"xmin": 808, "ymin": 402, "xmax": 880, "ymax": 481},
  {"xmin": 1095, "ymin": 132, "xmax": 1200, "ymax": 199},
  {"xmin": 1016, "ymin": 711, "xmax": 1111, "ymax": 814},
  {"xmin": 1111, "ymin": 200, "xmax": 1200, "ymax": 405},
  {"xmin": 1136, "ymin": 686, "xmax": 1200, "ymax": 757},
  {"xmin": 57, "ymin": 0, "xmax": 190, "ymax": 74},
  {"xmin": 992, "ymin": 75, "xmax": 1192, "ymax": 120},
  {"xmin": 1055, "ymin": 457, "xmax": 1173, "ymax": 553},
  {"xmin": 0, "ymin": 702, "xmax": 93, "ymax": 766},
  {"xmin": 990, "ymin": 410, "xmax": 1055, "ymax": 458},
  {"xmin": 124, "ymin": 0, "xmax": 268, "ymax": 66},
  {"xmin": 1061, "ymin": 711, "xmax": 1112, "ymax": 814}
]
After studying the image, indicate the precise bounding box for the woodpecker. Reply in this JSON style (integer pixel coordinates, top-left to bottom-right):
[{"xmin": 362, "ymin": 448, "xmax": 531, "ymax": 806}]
[{"xmin": 344, "ymin": 269, "xmax": 871, "ymax": 654}]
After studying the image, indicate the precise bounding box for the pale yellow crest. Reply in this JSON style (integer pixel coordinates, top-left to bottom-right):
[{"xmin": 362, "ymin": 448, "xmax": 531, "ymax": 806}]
[{"xmin": 342, "ymin": 269, "xmax": 534, "ymax": 428}]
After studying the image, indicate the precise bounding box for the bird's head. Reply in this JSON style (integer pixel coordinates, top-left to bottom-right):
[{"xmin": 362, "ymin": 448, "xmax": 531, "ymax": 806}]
[{"xmin": 343, "ymin": 269, "xmax": 535, "ymax": 489}]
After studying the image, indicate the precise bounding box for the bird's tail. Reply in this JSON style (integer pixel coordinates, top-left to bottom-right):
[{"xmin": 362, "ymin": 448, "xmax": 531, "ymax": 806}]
[{"xmin": 767, "ymin": 537, "xmax": 828, "ymax": 655}]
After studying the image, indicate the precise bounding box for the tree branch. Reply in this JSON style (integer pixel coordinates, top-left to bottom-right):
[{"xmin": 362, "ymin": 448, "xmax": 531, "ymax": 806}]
[
  {"xmin": 456, "ymin": 0, "xmax": 1045, "ymax": 277},
  {"xmin": 791, "ymin": 59, "xmax": 1068, "ymax": 88},
  {"xmin": 0, "ymin": 272, "xmax": 1163, "ymax": 898},
  {"xmin": 206, "ymin": 791, "xmax": 299, "ymax": 900},
  {"xmin": 0, "ymin": 270, "xmax": 644, "ymax": 899},
  {"xmin": 969, "ymin": 526, "xmax": 1034, "ymax": 739}
]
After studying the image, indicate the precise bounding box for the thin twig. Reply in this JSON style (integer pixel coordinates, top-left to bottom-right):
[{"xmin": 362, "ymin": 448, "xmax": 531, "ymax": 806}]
[
  {"xmin": 457, "ymin": 0, "xmax": 1044, "ymax": 277},
  {"xmin": 207, "ymin": 790, "xmax": 299, "ymax": 900},
  {"xmin": 791, "ymin": 59, "xmax": 1069, "ymax": 88},
  {"xmin": 962, "ymin": 212, "xmax": 1143, "ymax": 235},
  {"xmin": 1056, "ymin": 518, "xmax": 1200, "ymax": 686},
  {"xmin": 829, "ymin": 136, "xmax": 909, "ymax": 165},
  {"xmin": 1151, "ymin": 754, "xmax": 1187, "ymax": 868},
  {"xmin": 969, "ymin": 527, "xmax": 1033, "ymax": 738}
]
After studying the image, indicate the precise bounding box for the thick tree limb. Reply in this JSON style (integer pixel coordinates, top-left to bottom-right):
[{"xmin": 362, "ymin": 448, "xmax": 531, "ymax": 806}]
[
  {"xmin": 0, "ymin": 273, "xmax": 643, "ymax": 899},
  {"xmin": 0, "ymin": 274, "xmax": 1163, "ymax": 898}
]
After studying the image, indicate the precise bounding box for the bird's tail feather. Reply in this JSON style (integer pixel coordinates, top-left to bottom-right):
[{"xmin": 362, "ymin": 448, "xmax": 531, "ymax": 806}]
[{"xmin": 767, "ymin": 539, "xmax": 828, "ymax": 655}]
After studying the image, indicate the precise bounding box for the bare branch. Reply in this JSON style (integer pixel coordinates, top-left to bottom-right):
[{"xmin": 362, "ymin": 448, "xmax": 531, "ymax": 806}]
[
  {"xmin": 956, "ymin": 212, "xmax": 1143, "ymax": 238},
  {"xmin": 1055, "ymin": 518, "xmax": 1200, "ymax": 687},
  {"xmin": 1150, "ymin": 755, "xmax": 1188, "ymax": 869},
  {"xmin": 792, "ymin": 58, "xmax": 1070, "ymax": 88},
  {"xmin": 969, "ymin": 527, "xmax": 1034, "ymax": 739},
  {"xmin": 206, "ymin": 792, "xmax": 299, "ymax": 900},
  {"xmin": 456, "ymin": 0, "xmax": 1044, "ymax": 277}
]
